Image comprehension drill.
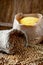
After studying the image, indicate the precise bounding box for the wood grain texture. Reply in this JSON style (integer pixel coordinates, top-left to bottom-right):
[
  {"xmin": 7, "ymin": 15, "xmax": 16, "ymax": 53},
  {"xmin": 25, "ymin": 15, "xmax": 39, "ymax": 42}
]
[
  {"xmin": 32, "ymin": 0, "xmax": 43, "ymax": 14},
  {"xmin": 0, "ymin": 0, "xmax": 43, "ymax": 23},
  {"xmin": 14, "ymin": 0, "xmax": 43, "ymax": 14},
  {"xmin": 0, "ymin": 0, "xmax": 14, "ymax": 23}
]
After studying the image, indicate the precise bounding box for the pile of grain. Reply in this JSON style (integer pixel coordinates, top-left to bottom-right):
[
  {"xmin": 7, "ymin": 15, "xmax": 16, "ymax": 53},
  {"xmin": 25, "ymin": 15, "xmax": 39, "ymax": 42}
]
[
  {"xmin": 0, "ymin": 28, "xmax": 43, "ymax": 65},
  {"xmin": 0, "ymin": 43, "xmax": 43, "ymax": 65},
  {"xmin": 8, "ymin": 30, "xmax": 27, "ymax": 54}
]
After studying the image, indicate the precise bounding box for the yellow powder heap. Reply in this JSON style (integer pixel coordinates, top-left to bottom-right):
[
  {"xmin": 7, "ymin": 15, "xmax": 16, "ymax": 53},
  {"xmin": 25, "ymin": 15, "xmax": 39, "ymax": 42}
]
[{"xmin": 20, "ymin": 17, "xmax": 38, "ymax": 26}]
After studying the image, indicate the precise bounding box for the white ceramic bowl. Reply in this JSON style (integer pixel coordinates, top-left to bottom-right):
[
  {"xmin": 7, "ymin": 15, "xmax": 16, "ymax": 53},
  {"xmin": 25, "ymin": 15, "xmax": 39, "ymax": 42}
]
[{"xmin": 13, "ymin": 13, "xmax": 43, "ymax": 44}]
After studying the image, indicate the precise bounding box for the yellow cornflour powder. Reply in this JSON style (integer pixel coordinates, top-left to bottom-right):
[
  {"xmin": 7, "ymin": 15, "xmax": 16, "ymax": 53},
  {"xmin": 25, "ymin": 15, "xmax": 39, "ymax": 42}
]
[{"xmin": 20, "ymin": 17, "xmax": 38, "ymax": 26}]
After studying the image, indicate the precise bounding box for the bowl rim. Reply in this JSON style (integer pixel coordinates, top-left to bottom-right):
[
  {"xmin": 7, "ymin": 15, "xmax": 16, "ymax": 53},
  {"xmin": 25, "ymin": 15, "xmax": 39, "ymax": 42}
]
[{"xmin": 15, "ymin": 13, "xmax": 43, "ymax": 27}]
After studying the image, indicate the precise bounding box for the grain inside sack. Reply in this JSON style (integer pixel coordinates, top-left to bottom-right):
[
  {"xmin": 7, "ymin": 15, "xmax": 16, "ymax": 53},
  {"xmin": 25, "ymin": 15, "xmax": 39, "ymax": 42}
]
[{"xmin": 0, "ymin": 29, "xmax": 27, "ymax": 54}]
